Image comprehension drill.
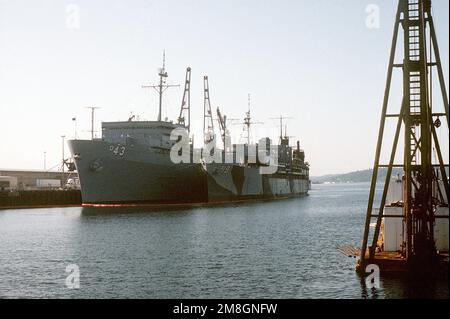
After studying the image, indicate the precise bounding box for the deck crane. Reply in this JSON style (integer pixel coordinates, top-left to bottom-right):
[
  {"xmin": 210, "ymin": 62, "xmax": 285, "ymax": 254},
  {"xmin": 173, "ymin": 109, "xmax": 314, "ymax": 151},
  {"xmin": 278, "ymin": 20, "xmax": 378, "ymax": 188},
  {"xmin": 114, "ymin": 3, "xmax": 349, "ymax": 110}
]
[
  {"xmin": 203, "ymin": 76, "xmax": 216, "ymax": 147},
  {"xmin": 178, "ymin": 67, "xmax": 191, "ymax": 132},
  {"xmin": 216, "ymin": 107, "xmax": 232, "ymax": 150}
]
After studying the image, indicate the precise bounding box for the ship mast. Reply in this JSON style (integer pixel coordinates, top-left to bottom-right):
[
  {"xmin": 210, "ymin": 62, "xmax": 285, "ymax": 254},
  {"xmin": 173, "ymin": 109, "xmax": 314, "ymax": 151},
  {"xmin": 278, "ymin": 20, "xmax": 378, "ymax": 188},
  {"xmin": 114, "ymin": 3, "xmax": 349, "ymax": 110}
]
[
  {"xmin": 270, "ymin": 115, "xmax": 293, "ymax": 145},
  {"xmin": 244, "ymin": 94, "xmax": 251, "ymax": 145},
  {"xmin": 142, "ymin": 51, "xmax": 180, "ymax": 122},
  {"xmin": 238, "ymin": 94, "xmax": 264, "ymax": 145},
  {"xmin": 86, "ymin": 106, "xmax": 100, "ymax": 140}
]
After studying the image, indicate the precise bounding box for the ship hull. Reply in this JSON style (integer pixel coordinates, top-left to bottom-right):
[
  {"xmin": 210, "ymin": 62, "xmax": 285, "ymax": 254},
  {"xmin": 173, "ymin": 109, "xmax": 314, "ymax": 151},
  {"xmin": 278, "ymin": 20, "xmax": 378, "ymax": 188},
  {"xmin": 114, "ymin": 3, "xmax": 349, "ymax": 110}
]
[
  {"xmin": 69, "ymin": 140, "xmax": 309, "ymax": 205},
  {"xmin": 205, "ymin": 163, "xmax": 309, "ymax": 202},
  {"xmin": 68, "ymin": 140, "xmax": 207, "ymax": 204}
]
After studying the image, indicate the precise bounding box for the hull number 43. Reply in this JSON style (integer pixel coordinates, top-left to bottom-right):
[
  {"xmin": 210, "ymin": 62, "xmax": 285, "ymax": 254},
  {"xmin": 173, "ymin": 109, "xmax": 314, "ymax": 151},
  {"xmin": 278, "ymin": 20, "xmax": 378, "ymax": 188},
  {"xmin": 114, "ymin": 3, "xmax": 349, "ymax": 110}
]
[{"xmin": 109, "ymin": 145, "xmax": 126, "ymax": 156}]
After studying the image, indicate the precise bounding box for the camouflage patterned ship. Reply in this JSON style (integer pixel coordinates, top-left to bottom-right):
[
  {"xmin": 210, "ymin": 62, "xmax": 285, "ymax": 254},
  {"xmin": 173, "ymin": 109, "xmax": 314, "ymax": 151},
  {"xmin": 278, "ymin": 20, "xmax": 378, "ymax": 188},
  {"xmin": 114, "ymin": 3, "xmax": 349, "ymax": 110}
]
[
  {"xmin": 68, "ymin": 61, "xmax": 310, "ymax": 205},
  {"xmin": 204, "ymin": 138, "xmax": 310, "ymax": 202}
]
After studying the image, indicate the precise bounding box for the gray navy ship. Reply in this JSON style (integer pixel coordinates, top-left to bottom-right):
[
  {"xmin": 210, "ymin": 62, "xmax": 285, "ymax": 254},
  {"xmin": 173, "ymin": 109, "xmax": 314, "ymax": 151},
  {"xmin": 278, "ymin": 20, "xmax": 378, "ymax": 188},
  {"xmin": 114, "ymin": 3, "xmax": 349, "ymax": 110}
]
[{"xmin": 68, "ymin": 58, "xmax": 310, "ymax": 205}]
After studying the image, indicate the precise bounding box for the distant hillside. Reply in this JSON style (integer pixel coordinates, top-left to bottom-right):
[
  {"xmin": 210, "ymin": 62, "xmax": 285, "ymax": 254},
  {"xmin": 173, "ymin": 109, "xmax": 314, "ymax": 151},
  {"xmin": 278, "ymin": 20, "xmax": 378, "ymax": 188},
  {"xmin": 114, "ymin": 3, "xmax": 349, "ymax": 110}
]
[{"xmin": 311, "ymin": 168, "xmax": 404, "ymax": 184}]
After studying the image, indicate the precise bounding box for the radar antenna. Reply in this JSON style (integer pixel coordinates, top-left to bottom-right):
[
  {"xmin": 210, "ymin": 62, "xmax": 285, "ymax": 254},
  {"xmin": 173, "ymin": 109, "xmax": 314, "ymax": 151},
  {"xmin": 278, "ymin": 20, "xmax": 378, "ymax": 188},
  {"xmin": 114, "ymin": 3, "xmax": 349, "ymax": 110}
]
[{"xmin": 142, "ymin": 51, "xmax": 180, "ymax": 121}]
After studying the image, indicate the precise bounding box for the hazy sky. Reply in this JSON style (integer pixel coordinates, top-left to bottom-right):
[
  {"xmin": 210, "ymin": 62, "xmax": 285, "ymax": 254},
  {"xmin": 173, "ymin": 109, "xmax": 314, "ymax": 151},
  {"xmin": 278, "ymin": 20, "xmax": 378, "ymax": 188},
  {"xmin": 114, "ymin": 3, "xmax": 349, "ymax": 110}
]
[{"xmin": 0, "ymin": 0, "xmax": 448, "ymax": 176}]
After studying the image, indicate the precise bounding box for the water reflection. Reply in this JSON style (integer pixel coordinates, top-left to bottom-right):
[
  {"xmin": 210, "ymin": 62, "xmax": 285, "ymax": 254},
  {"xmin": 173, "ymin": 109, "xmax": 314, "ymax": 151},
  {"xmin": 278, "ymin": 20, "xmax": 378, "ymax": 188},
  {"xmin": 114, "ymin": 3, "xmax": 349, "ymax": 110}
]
[
  {"xmin": 359, "ymin": 271, "xmax": 448, "ymax": 299},
  {"xmin": 1, "ymin": 183, "xmax": 447, "ymax": 298},
  {"xmin": 80, "ymin": 205, "xmax": 197, "ymax": 216},
  {"xmin": 360, "ymin": 282, "xmax": 378, "ymax": 299}
]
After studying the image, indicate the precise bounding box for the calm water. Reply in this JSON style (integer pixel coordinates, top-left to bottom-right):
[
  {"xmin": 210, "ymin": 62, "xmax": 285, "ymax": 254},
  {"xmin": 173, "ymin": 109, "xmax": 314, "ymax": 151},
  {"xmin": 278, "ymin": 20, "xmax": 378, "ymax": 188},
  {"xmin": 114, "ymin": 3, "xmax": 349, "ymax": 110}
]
[{"xmin": 0, "ymin": 183, "xmax": 448, "ymax": 299}]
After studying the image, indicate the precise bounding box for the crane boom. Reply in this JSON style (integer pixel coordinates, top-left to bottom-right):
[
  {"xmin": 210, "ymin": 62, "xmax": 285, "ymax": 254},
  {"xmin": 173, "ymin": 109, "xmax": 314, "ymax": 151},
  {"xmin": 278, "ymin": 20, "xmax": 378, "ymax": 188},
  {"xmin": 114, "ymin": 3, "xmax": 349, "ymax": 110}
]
[
  {"xmin": 203, "ymin": 76, "xmax": 215, "ymax": 146},
  {"xmin": 178, "ymin": 67, "xmax": 191, "ymax": 132}
]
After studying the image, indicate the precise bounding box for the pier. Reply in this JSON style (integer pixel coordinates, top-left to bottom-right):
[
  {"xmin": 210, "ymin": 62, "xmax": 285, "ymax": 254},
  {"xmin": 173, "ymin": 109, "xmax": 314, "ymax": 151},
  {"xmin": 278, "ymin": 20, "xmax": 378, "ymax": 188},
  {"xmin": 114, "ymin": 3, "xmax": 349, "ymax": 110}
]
[
  {"xmin": 0, "ymin": 169, "xmax": 80, "ymax": 209},
  {"xmin": 0, "ymin": 189, "xmax": 81, "ymax": 209}
]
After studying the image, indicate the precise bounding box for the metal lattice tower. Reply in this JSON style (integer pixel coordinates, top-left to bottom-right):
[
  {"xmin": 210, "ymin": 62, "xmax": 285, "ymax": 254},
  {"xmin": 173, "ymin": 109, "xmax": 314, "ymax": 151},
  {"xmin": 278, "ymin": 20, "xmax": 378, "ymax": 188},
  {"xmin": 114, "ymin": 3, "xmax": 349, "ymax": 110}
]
[
  {"xmin": 203, "ymin": 76, "xmax": 216, "ymax": 146},
  {"xmin": 178, "ymin": 67, "xmax": 191, "ymax": 132},
  {"xmin": 360, "ymin": 0, "xmax": 449, "ymax": 270}
]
